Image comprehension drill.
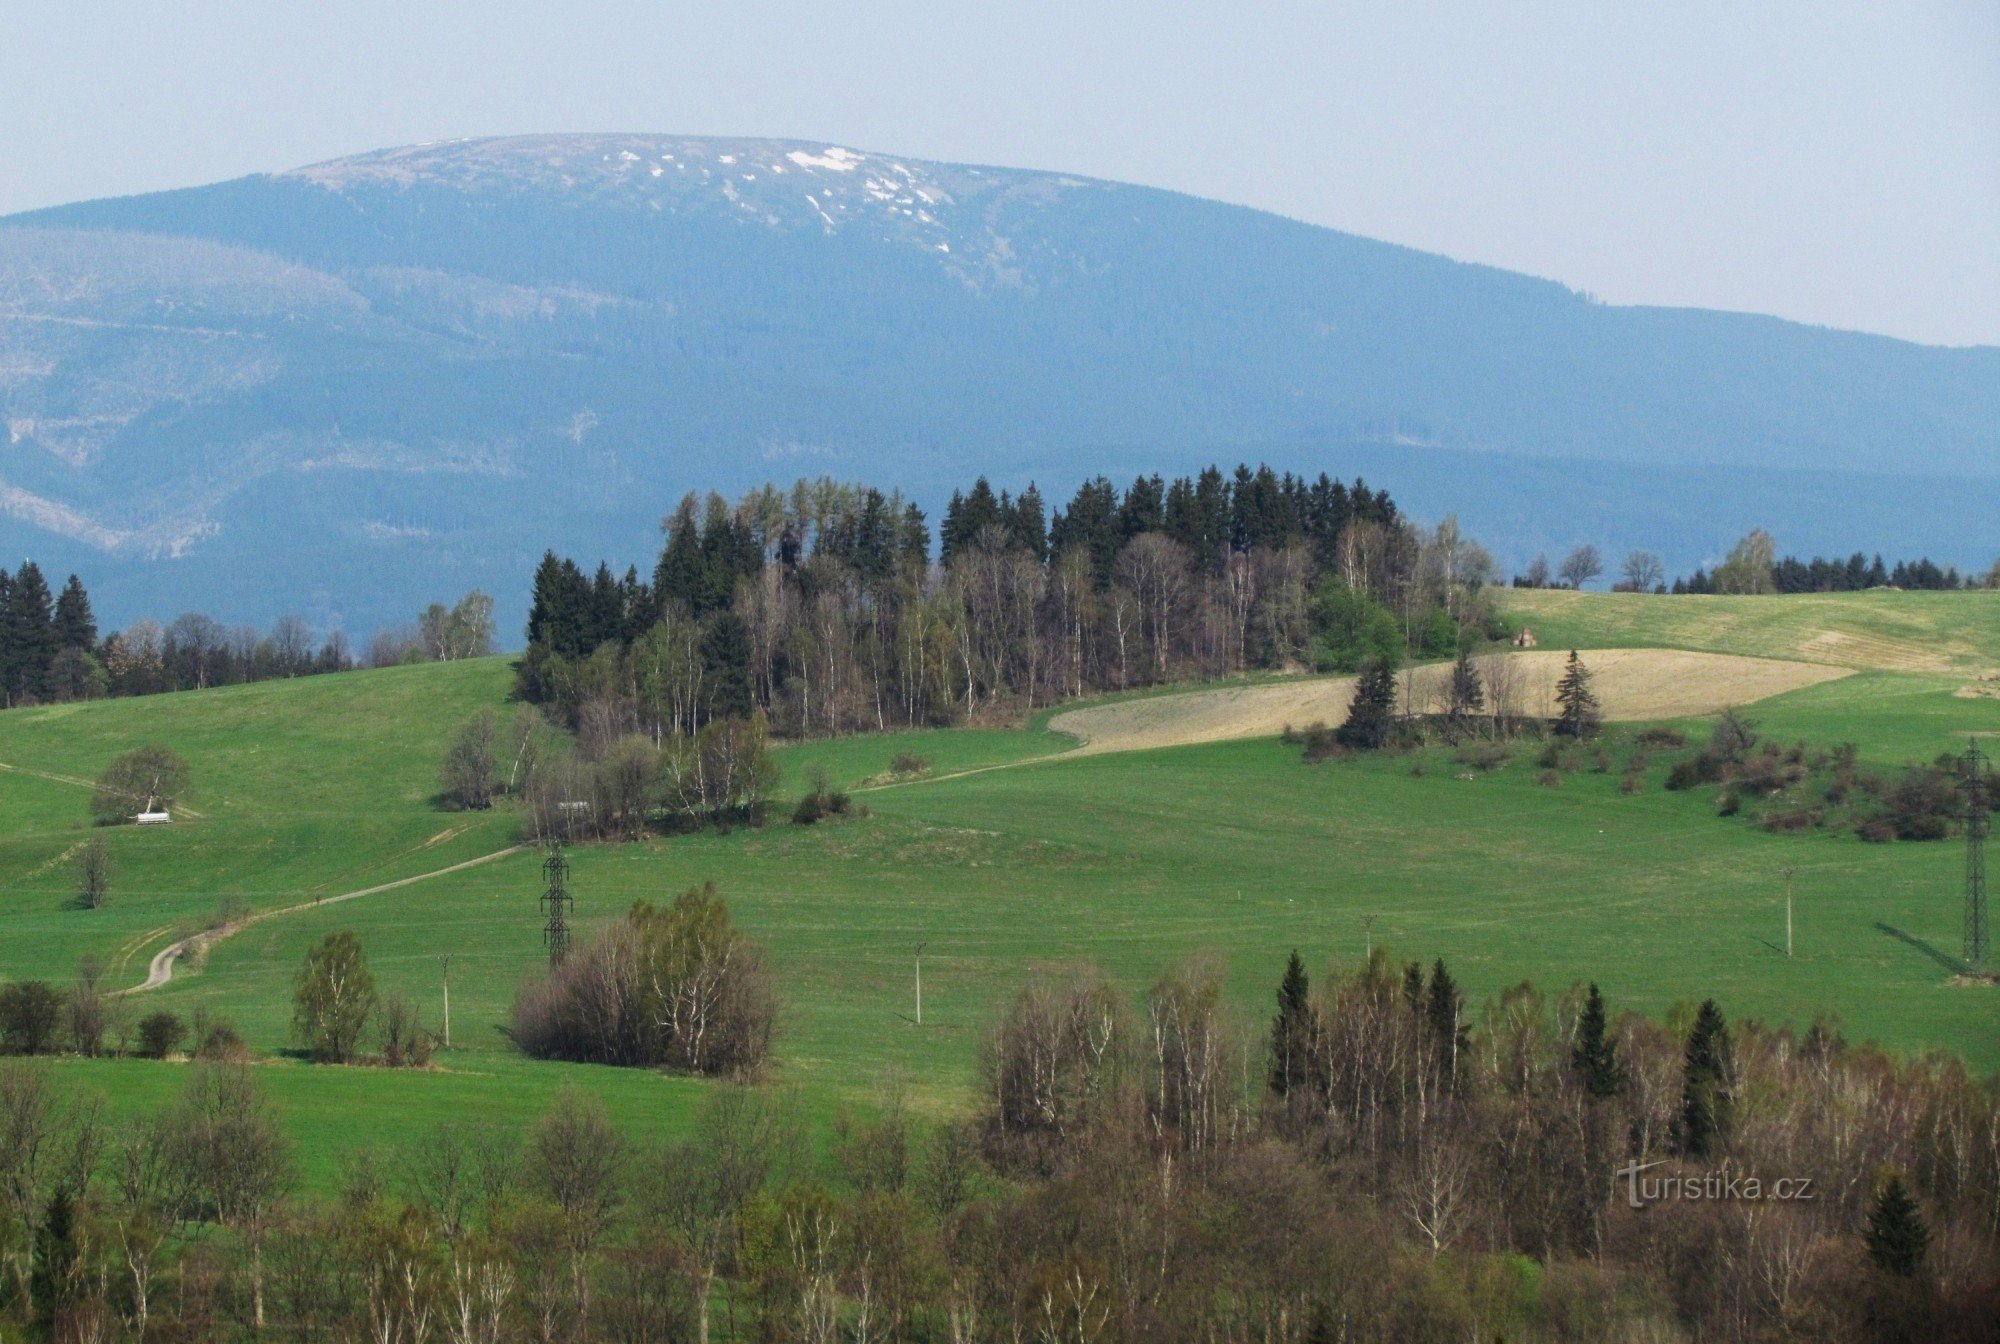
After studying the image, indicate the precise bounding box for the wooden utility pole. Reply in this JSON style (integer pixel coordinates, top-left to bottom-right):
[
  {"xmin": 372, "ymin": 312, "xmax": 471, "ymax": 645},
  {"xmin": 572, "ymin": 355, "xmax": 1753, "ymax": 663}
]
[
  {"xmin": 1782, "ymin": 866, "xmax": 1795, "ymax": 958},
  {"xmin": 914, "ymin": 942, "xmax": 927, "ymax": 1026},
  {"xmin": 440, "ymin": 953, "xmax": 453, "ymax": 1049},
  {"xmin": 1364, "ymin": 915, "xmax": 1377, "ymax": 962}
]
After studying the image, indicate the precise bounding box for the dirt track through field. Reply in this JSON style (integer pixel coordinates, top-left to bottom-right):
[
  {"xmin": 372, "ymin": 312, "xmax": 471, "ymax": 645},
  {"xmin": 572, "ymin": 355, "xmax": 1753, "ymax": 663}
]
[
  {"xmin": 1046, "ymin": 648, "xmax": 1851, "ymax": 755},
  {"xmin": 115, "ymin": 845, "xmax": 526, "ymax": 996},
  {"xmin": 0, "ymin": 758, "xmax": 208, "ymax": 818}
]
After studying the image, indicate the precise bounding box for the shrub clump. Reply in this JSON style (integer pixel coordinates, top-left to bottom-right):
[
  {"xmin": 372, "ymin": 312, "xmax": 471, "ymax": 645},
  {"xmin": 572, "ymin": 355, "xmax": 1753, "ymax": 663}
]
[
  {"xmin": 137, "ymin": 1010, "xmax": 187, "ymax": 1060},
  {"xmin": 1453, "ymin": 740, "xmax": 1512, "ymax": 773},
  {"xmin": 792, "ymin": 769, "xmax": 854, "ymax": 825},
  {"xmin": 513, "ymin": 881, "xmax": 775, "ymax": 1077}
]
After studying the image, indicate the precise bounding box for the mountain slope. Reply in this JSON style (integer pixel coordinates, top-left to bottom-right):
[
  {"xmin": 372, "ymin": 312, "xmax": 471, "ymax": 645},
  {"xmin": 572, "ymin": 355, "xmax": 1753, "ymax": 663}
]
[{"xmin": 2, "ymin": 134, "xmax": 1995, "ymax": 633}]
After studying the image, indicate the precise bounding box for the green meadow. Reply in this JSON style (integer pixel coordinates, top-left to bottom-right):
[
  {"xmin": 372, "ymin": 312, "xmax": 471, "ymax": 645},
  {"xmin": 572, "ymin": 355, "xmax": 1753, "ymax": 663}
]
[
  {"xmin": 1497, "ymin": 585, "xmax": 2000, "ymax": 672},
  {"xmin": 3, "ymin": 594, "xmax": 1997, "ymax": 1188}
]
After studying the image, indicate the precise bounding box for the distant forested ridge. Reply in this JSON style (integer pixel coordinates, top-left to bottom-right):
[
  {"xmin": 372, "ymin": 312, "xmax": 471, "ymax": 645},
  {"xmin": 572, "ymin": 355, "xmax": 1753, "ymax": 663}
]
[
  {"xmin": 520, "ymin": 463, "xmax": 1502, "ymax": 740},
  {"xmin": 1675, "ymin": 553, "xmax": 1975, "ymax": 595},
  {"xmin": 5, "ymin": 133, "xmax": 1997, "ymax": 633},
  {"xmin": 0, "ymin": 563, "xmax": 496, "ymax": 709}
]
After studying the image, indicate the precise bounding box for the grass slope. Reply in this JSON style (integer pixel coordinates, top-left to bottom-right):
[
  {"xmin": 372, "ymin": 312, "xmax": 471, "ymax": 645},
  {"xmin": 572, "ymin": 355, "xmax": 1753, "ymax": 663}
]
[
  {"xmin": 2, "ymin": 602, "xmax": 1996, "ymax": 1185},
  {"xmin": 1497, "ymin": 588, "xmax": 2000, "ymax": 673}
]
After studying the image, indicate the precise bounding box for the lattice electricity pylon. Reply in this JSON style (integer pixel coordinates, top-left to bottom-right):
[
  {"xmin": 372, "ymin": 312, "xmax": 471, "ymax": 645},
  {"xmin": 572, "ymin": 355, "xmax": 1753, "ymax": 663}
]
[
  {"xmin": 1966, "ymin": 740, "xmax": 1989, "ymax": 971},
  {"xmin": 540, "ymin": 843, "xmax": 574, "ymax": 967}
]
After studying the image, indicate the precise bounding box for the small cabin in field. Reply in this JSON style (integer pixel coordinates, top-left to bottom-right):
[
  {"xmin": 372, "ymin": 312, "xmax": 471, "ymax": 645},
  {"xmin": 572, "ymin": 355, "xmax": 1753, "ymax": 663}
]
[
  {"xmin": 1512, "ymin": 628, "xmax": 1538, "ymax": 649},
  {"xmin": 135, "ymin": 811, "xmax": 171, "ymax": 824}
]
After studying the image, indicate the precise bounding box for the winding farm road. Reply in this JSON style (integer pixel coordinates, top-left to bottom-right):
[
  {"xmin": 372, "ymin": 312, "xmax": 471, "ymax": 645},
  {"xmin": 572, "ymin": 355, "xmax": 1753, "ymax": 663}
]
[{"xmin": 115, "ymin": 846, "xmax": 526, "ymax": 996}]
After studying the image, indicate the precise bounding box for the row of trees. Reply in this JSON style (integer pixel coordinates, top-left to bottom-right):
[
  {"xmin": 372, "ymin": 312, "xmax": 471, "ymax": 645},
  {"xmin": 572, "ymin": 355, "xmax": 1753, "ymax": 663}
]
[
  {"xmin": 440, "ymin": 703, "xmax": 781, "ymax": 843},
  {"xmin": 1511, "ymin": 533, "xmax": 2000, "ymax": 596},
  {"xmin": 520, "ymin": 469, "xmax": 1499, "ymax": 741},
  {"xmin": 1303, "ymin": 648, "xmax": 1601, "ymax": 754},
  {"xmin": 0, "ymin": 563, "xmax": 100, "ymax": 706},
  {"xmin": 1678, "ymin": 532, "xmax": 1985, "ymax": 594},
  {"xmin": 0, "ymin": 566, "xmax": 499, "ymax": 709},
  {"xmin": 4, "ymin": 950, "xmax": 1992, "ymax": 1344}
]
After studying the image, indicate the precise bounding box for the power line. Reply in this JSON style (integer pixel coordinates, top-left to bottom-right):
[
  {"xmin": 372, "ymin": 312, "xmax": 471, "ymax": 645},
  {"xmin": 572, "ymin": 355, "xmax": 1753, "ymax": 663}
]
[{"xmin": 540, "ymin": 843, "xmax": 573, "ymax": 968}]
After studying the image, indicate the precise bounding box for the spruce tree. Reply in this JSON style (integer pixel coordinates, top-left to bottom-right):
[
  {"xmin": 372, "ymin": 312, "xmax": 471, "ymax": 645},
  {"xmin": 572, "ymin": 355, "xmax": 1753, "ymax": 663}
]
[
  {"xmin": 2, "ymin": 562, "xmax": 56, "ymax": 703},
  {"xmin": 1678, "ymin": 998, "xmax": 1733, "ymax": 1157},
  {"xmin": 700, "ymin": 612, "xmax": 755, "ymax": 720},
  {"xmin": 1401, "ymin": 960, "xmax": 1426, "ymax": 1016},
  {"xmin": 1553, "ymin": 649, "xmax": 1601, "ymax": 739},
  {"xmin": 1269, "ymin": 951, "xmax": 1317, "ymax": 1097},
  {"xmin": 1013, "ymin": 483, "xmax": 1049, "ymax": 562},
  {"xmin": 30, "ymin": 1187, "xmax": 79, "ymax": 1330},
  {"xmin": 1336, "ymin": 656, "xmax": 1400, "ymax": 749},
  {"xmin": 1425, "ymin": 959, "xmax": 1466, "ymax": 1088},
  {"xmin": 655, "ymin": 500, "xmax": 709, "ymax": 617},
  {"xmin": 1571, "ymin": 982, "xmax": 1625, "ymax": 1098},
  {"xmin": 51, "ymin": 575, "xmax": 95, "ymax": 651},
  {"xmin": 1864, "ymin": 1175, "xmax": 1930, "ymax": 1277},
  {"xmin": 1445, "ymin": 648, "xmax": 1484, "ymax": 735}
]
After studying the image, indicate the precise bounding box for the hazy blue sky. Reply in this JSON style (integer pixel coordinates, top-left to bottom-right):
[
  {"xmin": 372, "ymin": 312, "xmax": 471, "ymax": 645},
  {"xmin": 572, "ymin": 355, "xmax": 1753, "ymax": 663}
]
[{"xmin": 7, "ymin": 1, "xmax": 1995, "ymax": 346}]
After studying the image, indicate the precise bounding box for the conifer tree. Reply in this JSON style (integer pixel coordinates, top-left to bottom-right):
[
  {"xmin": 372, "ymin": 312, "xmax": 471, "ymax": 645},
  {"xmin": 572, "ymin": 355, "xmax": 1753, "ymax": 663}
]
[
  {"xmin": 1012, "ymin": 483, "xmax": 1049, "ymax": 561},
  {"xmin": 1268, "ymin": 951, "xmax": 1318, "ymax": 1097},
  {"xmin": 1864, "ymin": 1174, "xmax": 1930, "ymax": 1277},
  {"xmin": 30, "ymin": 1186, "xmax": 79, "ymax": 1331},
  {"xmin": 1336, "ymin": 656, "xmax": 1400, "ymax": 749},
  {"xmin": 1678, "ymin": 998, "xmax": 1733, "ymax": 1157},
  {"xmin": 1444, "ymin": 648, "xmax": 1484, "ymax": 736},
  {"xmin": 1425, "ymin": 959, "xmax": 1466, "ymax": 1088},
  {"xmin": 1571, "ymin": 982, "xmax": 1625, "ymax": 1098},
  {"xmin": 1, "ymin": 562, "xmax": 56, "ymax": 702},
  {"xmin": 654, "ymin": 500, "xmax": 709, "ymax": 617},
  {"xmin": 1401, "ymin": 961, "xmax": 1426, "ymax": 1016},
  {"xmin": 1552, "ymin": 649, "xmax": 1601, "ymax": 739},
  {"xmin": 51, "ymin": 574, "xmax": 95, "ymax": 651}
]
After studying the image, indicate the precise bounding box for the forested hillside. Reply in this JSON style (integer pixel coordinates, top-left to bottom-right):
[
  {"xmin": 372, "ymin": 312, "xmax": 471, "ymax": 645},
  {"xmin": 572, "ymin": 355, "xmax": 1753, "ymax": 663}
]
[{"xmin": 4, "ymin": 134, "xmax": 1996, "ymax": 632}]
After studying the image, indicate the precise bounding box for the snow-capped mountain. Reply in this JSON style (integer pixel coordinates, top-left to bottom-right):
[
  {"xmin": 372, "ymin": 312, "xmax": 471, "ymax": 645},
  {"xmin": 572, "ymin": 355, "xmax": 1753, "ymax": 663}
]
[{"xmin": 1, "ymin": 134, "xmax": 1995, "ymax": 632}]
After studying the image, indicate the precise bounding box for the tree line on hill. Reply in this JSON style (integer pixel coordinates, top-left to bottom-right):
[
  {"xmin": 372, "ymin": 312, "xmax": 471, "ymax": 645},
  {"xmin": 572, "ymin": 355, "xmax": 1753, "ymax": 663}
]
[
  {"xmin": 1, "ymin": 938, "xmax": 1991, "ymax": 1343},
  {"xmin": 1510, "ymin": 530, "xmax": 1999, "ymax": 596},
  {"xmin": 517, "ymin": 466, "xmax": 1504, "ymax": 748},
  {"xmin": 0, "ymin": 564, "xmax": 498, "ymax": 709}
]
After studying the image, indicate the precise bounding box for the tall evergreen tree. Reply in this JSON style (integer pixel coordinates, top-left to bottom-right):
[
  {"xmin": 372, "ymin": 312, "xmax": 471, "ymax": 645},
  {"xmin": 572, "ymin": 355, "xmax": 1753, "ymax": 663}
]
[
  {"xmin": 1050, "ymin": 476, "xmax": 1120, "ymax": 586},
  {"xmin": 897, "ymin": 503, "xmax": 932, "ymax": 568},
  {"xmin": 1335, "ymin": 656, "xmax": 1399, "ymax": 749},
  {"xmin": 1012, "ymin": 483, "xmax": 1049, "ymax": 562},
  {"xmin": 1425, "ymin": 959, "xmax": 1466, "ymax": 1088},
  {"xmin": 29, "ymin": 1187, "xmax": 79, "ymax": 1331},
  {"xmin": 51, "ymin": 575, "xmax": 95, "ymax": 651},
  {"xmin": 655, "ymin": 498, "xmax": 709, "ymax": 618},
  {"xmin": 2, "ymin": 562, "xmax": 56, "ymax": 702},
  {"xmin": 1268, "ymin": 951, "xmax": 1318, "ymax": 1097},
  {"xmin": 1444, "ymin": 648, "xmax": 1484, "ymax": 734},
  {"xmin": 1678, "ymin": 998, "xmax": 1733, "ymax": 1158},
  {"xmin": 1864, "ymin": 1175, "xmax": 1930, "ymax": 1277},
  {"xmin": 1571, "ymin": 982, "xmax": 1625, "ymax": 1098},
  {"xmin": 699, "ymin": 612, "xmax": 755, "ymax": 720},
  {"xmin": 1552, "ymin": 650, "xmax": 1601, "ymax": 739},
  {"xmin": 1401, "ymin": 960, "xmax": 1426, "ymax": 1016},
  {"xmin": 941, "ymin": 477, "xmax": 1004, "ymax": 564},
  {"xmin": 1117, "ymin": 474, "xmax": 1164, "ymax": 540},
  {"xmin": 588, "ymin": 563, "xmax": 623, "ymax": 649}
]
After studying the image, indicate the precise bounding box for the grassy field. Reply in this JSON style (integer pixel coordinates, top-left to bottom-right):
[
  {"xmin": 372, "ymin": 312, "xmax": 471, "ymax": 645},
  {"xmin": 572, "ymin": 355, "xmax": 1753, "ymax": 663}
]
[
  {"xmin": 1496, "ymin": 587, "xmax": 2000, "ymax": 673},
  {"xmin": 3, "ymin": 596, "xmax": 1998, "ymax": 1188}
]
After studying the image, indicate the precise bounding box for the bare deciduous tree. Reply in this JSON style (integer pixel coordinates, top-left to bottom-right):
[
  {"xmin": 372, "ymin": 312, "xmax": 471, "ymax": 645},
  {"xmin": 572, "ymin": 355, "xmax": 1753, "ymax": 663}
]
[{"xmin": 1557, "ymin": 544, "xmax": 1604, "ymax": 590}]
